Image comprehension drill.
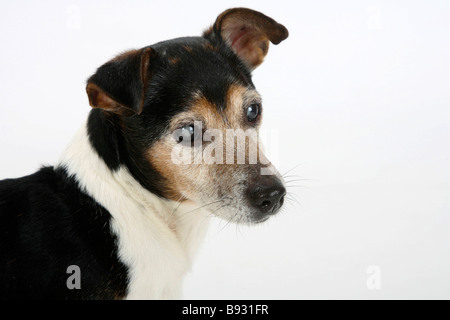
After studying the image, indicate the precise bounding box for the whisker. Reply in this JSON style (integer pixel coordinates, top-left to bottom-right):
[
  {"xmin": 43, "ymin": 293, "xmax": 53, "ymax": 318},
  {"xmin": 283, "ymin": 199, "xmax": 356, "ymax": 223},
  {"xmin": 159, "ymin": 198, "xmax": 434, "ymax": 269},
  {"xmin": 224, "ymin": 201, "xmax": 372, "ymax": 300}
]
[
  {"xmin": 284, "ymin": 178, "xmax": 316, "ymax": 183},
  {"xmin": 218, "ymin": 210, "xmax": 240, "ymax": 233},
  {"xmin": 181, "ymin": 198, "xmax": 229, "ymax": 216},
  {"xmin": 284, "ymin": 179, "xmax": 312, "ymax": 184},
  {"xmin": 235, "ymin": 221, "xmax": 241, "ymax": 237},
  {"xmin": 235, "ymin": 213, "xmax": 245, "ymax": 237},
  {"xmin": 282, "ymin": 196, "xmax": 294, "ymax": 209},
  {"xmin": 285, "ymin": 196, "xmax": 300, "ymax": 207},
  {"xmin": 282, "ymin": 174, "xmax": 303, "ymax": 179},
  {"xmin": 286, "ymin": 193, "xmax": 302, "ymax": 207},
  {"xmin": 170, "ymin": 195, "xmax": 186, "ymax": 215},
  {"xmin": 285, "ymin": 185, "xmax": 310, "ymax": 189},
  {"xmin": 281, "ymin": 163, "xmax": 304, "ymax": 177},
  {"xmin": 208, "ymin": 202, "xmax": 229, "ymax": 217},
  {"xmin": 201, "ymin": 202, "xmax": 230, "ymax": 224}
]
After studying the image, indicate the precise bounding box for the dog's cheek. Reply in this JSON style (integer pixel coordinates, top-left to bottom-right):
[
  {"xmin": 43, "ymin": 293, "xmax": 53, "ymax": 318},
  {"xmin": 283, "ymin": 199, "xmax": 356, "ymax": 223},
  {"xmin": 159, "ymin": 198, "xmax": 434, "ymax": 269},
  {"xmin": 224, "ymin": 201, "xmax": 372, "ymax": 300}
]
[
  {"xmin": 147, "ymin": 139, "xmax": 189, "ymax": 201},
  {"xmin": 146, "ymin": 138, "xmax": 209, "ymax": 202}
]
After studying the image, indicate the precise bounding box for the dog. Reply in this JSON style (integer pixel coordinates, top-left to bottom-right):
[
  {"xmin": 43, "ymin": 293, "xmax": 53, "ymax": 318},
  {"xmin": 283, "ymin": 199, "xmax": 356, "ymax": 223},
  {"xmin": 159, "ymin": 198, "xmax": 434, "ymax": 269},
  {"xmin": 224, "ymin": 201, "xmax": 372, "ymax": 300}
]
[{"xmin": 0, "ymin": 8, "xmax": 288, "ymax": 299}]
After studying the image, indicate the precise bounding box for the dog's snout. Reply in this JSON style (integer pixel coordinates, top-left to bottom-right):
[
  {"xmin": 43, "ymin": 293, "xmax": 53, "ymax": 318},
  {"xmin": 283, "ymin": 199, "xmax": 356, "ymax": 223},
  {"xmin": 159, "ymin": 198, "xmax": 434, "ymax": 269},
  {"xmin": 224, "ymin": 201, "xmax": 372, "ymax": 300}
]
[{"xmin": 248, "ymin": 178, "xmax": 286, "ymax": 217}]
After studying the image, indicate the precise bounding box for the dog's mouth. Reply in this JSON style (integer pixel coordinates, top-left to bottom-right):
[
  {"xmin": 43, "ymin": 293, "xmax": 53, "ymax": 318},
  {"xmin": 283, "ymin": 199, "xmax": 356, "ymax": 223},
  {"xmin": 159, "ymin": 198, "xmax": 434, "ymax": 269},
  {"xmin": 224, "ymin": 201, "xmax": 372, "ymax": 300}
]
[
  {"xmin": 253, "ymin": 215, "xmax": 271, "ymax": 224},
  {"xmin": 197, "ymin": 178, "xmax": 286, "ymax": 225}
]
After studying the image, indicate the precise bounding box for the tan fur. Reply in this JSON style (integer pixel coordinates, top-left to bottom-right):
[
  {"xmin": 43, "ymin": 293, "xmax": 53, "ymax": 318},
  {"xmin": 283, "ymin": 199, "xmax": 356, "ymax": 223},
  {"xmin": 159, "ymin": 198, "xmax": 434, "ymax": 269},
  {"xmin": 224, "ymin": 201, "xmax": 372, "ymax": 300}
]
[
  {"xmin": 146, "ymin": 85, "xmax": 279, "ymax": 223},
  {"xmin": 203, "ymin": 42, "xmax": 218, "ymax": 52},
  {"xmin": 169, "ymin": 56, "xmax": 181, "ymax": 65},
  {"xmin": 182, "ymin": 45, "xmax": 193, "ymax": 53}
]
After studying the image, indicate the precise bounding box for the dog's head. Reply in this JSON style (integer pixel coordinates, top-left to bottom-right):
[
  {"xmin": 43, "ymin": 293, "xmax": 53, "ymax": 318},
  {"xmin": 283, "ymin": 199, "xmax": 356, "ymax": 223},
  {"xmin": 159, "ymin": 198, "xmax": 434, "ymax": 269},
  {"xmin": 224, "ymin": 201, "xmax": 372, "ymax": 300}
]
[{"xmin": 86, "ymin": 8, "xmax": 288, "ymax": 224}]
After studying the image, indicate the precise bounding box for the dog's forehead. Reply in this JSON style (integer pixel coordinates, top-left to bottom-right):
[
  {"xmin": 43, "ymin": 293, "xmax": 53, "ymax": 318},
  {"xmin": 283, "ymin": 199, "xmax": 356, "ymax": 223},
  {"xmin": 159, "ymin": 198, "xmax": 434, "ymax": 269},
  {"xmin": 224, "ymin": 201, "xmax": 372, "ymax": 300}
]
[{"xmin": 148, "ymin": 36, "xmax": 254, "ymax": 107}]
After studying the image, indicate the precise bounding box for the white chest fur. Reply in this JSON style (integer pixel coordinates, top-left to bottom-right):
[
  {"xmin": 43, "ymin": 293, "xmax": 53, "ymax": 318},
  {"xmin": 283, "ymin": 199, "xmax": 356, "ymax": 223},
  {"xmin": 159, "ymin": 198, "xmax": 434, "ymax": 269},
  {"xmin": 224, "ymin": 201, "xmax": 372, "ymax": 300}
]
[{"xmin": 56, "ymin": 124, "xmax": 210, "ymax": 299}]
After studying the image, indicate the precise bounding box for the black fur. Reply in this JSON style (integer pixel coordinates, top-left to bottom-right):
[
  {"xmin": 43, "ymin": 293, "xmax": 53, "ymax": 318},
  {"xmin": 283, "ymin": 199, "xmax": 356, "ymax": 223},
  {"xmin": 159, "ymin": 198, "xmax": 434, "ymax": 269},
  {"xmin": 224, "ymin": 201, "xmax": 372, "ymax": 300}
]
[{"xmin": 0, "ymin": 167, "xmax": 128, "ymax": 299}]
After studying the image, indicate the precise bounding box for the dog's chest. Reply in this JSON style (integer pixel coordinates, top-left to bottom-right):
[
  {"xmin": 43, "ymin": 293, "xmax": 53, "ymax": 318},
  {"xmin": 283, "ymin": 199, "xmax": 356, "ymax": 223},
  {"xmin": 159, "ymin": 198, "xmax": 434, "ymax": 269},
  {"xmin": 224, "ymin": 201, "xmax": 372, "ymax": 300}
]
[
  {"xmin": 105, "ymin": 182, "xmax": 210, "ymax": 300},
  {"xmin": 57, "ymin": 125, "xmax": 209, "ymax": 299}
]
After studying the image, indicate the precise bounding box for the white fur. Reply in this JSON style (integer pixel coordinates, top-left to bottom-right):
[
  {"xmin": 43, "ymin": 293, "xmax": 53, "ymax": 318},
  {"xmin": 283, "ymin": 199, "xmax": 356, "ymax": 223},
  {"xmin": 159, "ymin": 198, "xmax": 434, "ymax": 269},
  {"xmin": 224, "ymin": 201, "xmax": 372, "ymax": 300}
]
[{"xmin": 56, "ymin": 123, "xmax": 210, "ymax": 299}]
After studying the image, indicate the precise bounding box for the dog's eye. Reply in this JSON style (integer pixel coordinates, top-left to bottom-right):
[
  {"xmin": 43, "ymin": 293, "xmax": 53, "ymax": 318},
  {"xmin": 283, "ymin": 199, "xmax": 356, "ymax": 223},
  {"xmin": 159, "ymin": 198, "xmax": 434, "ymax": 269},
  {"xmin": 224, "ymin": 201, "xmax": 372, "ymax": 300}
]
[
  {"xmin": 246, "ymin": 103, "xmax": 261, "ymax": 122},
  {"xmin": 174, "ymin": 124, "xmax": 201, "ymax": 144}
]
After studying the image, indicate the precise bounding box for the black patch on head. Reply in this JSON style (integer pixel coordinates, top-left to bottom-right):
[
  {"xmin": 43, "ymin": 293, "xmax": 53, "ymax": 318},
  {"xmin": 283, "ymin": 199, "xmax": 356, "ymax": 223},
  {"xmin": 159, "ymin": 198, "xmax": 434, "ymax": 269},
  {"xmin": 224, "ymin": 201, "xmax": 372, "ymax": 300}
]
[
  {"xmin": 87, "ymin": 36, "xmax": 256, "ymax": 199},
  {"xmin": 146, "ymin": 37, "xmax": 254, "ymax": 112}
]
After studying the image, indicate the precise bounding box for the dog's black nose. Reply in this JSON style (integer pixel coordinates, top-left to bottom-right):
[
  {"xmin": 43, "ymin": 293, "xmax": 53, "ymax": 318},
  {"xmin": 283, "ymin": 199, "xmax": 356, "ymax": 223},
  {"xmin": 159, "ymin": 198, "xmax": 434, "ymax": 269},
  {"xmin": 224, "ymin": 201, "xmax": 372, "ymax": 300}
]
[{"xmin": 248, "ymin": 178, "xmax": 286, "ymax": 215}]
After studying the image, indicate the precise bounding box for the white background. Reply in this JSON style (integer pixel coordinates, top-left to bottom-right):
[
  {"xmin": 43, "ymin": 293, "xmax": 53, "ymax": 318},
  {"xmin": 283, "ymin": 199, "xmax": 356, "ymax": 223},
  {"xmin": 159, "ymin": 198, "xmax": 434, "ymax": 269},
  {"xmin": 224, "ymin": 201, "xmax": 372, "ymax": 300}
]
[{"xmin": 0, "ymin": 0, "xmax": 449, "ymax": 299}]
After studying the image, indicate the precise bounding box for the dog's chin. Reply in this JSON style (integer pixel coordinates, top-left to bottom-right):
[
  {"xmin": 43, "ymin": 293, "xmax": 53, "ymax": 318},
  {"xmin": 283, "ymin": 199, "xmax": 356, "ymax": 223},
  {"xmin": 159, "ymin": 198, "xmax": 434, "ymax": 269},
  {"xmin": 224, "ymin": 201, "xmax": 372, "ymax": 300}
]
[
  {"xmin": 212, "ymin": 207, "xmax": 278, "ymax": 225},
  {"xmin": 251, "ymin": 215, "xmax": 271, "ymax": 224}
]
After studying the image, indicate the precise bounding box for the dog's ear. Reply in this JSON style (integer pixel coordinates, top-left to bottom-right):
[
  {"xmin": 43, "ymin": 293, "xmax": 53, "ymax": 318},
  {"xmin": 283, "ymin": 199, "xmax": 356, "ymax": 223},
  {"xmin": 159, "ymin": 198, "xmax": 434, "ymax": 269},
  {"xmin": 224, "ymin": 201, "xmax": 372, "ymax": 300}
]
[
  {"xmin": 206, "ymin": 8, "xmax": 288, "ymax": 69},
  {"xmin": 86, "ymin": 47, "xmax": 153, "ymax": 115}
]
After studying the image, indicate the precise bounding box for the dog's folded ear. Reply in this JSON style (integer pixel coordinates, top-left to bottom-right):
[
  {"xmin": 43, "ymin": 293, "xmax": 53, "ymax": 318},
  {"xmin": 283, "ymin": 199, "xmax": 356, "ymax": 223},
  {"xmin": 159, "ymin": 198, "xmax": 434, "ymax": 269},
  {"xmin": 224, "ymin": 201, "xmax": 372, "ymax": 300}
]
[
  {"xmin": 86, "ymin": 47, "xmax": 152, "ymax": 115},
  {"xmin": 206, "ymin": 8, "xmax": 288, "ymax": 70}
]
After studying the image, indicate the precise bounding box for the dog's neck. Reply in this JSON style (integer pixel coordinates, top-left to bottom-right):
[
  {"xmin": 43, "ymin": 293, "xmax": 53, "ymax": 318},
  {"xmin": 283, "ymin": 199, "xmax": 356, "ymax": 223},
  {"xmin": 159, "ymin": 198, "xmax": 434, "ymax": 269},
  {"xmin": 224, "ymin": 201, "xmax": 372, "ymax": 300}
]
[{"xmin": 55, "ymin": 121, "xmax": 209, "ymax": 299}]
